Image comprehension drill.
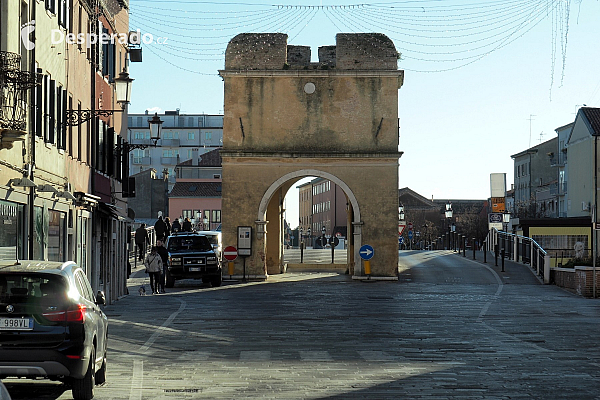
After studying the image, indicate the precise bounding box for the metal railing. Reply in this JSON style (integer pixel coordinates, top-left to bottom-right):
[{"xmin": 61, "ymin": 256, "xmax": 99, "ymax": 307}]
[{"xmin": 486, "ymin": 228, "xmax": 548, "ymax": 282}]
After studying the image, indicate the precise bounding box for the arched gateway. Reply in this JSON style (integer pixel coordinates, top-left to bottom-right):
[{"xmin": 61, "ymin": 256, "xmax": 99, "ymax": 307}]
[{"xmin": 219, "ymin": 33, "xmax": 404, "ymax": 280}]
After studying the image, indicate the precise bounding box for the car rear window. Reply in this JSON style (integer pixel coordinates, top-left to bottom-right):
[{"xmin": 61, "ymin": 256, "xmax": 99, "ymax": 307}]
[
  {"xmin": 203, "ymin": 235, "xmax": 219, "ymax": 246},
  {"xmin": 0, "ymin": 274, "xmax": 67, "ymax": 305},
  {"xmin": 167, "ymin": 236, "xmax": 213, "ymax": 252}
]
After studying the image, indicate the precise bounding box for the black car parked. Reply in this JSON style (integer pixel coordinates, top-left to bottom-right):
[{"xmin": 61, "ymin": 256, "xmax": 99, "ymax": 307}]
[
  {"xmin": 0, "ymin": 261, "xmax": 108, "ymax": 400},
  {"xmin": 165, "ymin": 232, "xmax": 222, "ymax": 287}
]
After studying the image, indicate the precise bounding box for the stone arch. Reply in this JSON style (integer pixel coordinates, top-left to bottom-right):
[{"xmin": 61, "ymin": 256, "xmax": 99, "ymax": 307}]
[
  {"xmin": 257, "ymin": 169, "xmax": 361, "ymax": 223},
  {"xmin": 256, "ymin": 169, "xmax": 363, "ymax": 277}
]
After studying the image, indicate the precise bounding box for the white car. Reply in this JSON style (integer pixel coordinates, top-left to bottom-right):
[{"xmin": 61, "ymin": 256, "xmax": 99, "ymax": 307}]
[{"xmin": 195, "ymin": 231, "xmax": 222, "ymax": 258}]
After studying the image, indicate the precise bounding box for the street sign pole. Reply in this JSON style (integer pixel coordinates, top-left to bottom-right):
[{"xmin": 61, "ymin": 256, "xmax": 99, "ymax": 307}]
[{"xmin": 223, "ymin": 246, "xmax": 238, "ymax": 281}]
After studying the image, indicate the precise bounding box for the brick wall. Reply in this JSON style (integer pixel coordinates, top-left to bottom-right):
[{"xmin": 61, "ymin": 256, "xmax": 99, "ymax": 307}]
[
  {"xmin": 575, "ymin": 267, "xmax": 600, "ymax": 297},
  {"xmin": 552, "ymin": 267, "xmax": 600, "ymax": 297},
  {"xmin": 553, "ymin": 268, "xmax": 576, "ymax": 290}
]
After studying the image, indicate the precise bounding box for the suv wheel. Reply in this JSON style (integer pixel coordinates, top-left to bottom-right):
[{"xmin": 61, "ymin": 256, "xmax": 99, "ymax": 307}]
[
  {"xmin": 165, "ymin": 270, "xmax": 175, "ymax": 288},
  {"xmin": 211, "ymin": 274, "xmax": 222, "ymax": 287},
  {"xmin": 72, "ymin": 348, "xmax": 95, "ymax": 400}
]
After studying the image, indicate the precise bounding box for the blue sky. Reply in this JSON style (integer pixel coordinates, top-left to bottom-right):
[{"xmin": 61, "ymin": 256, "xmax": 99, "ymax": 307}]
[{"xmin": 127, "ymin": 0, "xmax": 600, "ymax": 227}]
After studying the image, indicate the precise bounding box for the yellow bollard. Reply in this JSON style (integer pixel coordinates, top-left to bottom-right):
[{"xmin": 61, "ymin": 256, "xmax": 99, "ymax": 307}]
[
  {"xmin": 364, "ymin": 260, "xmax": 371, "ymax": 275},
  {"xmin": 228, "ymin": 261, "xmax": 234, "ymax": 277}
]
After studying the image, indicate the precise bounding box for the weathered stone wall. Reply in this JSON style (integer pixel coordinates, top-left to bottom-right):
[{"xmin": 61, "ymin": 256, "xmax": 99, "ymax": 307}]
[
  {"xmin": 336, "ymin": 33, "xmax": 398, "ymax": 70},
  {"xmin": 225, "ymin": 33, "xmax": 288, "ymax": 70},
  {"xmin": 220, "ymin": 32, "xmax": 403, "ymax": 279},
  {"xmin": 318, "ymin": 46, "xmax": 336, "ymax": 67},
  {"xmin": 224, "ymin": 33, "xmax": 399, "ymax": 71},
  {"xmin": 287, "ymin": 46, "xmax": 311, "ymax": 67}
]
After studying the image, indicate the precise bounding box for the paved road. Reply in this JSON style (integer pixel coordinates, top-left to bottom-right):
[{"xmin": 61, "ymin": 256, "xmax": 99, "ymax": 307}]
[
  {"xmin": 4, "ymin": 250, "xmax": 600, "ymax": 399},
  {"xmin": 283, "ymin": 248, "xmax": 348, "ymax": 264}
]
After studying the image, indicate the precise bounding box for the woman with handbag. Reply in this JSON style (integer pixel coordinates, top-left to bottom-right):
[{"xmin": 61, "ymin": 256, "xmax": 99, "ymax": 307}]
[{"xmin": 144, "ymin": 246, "xmax": 163, "ymax": 295}]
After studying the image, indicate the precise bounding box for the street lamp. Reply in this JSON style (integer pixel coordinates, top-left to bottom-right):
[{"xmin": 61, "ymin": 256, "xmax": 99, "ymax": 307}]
[
  {"xmin": 65, "ymin": 68, "xmax": 133, "ymax": 126},
  {"xmin": 503, "ymin": 212, "xmax": 510, "ymax": 232},
  {"xmin": 445, "ymin": 202, "xmax": 453, "ymax": 250},
  {"xmin": 114, "ymin": 68, "xmax": 134, "ymax": 107},
  {"xmin": 398, "ymin": 205, "xmax": 405, "ymax": 221},
  {"xmin": 115, "ymin": 112, "xmax": 163, "ymax": 152}
]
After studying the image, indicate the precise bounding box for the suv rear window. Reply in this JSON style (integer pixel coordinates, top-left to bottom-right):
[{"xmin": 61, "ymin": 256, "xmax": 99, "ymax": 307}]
[
  {"xmin": 0, "ymin": 274, "xmax": 67, "ymax": 306},
  {"xmin": 168, "ymin": 236, "xmax": 213, "ymax": 252}
]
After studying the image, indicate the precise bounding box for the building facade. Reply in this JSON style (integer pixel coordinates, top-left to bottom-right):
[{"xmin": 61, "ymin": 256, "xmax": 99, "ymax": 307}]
[
  {"xmin": 0, "ymin": 0, "xmax": 132, "ymax": 304},
  {"xmin": 511, "ymin": 138, "xmax": 557, "ymax": 218},
  {"xmin": 127, "ymin": 110, "xmax": 223, "ymax": 190},
  {"xmin": 297, "ymin": 178, "xmax": 348, "ymax": 245},
  {"xmin": 168, "ymin": 147, "xmax": 222, "ymax": 231},
  {"xmin": 220, "ymin": 33, "xmax": 404, "ymax": 279}
]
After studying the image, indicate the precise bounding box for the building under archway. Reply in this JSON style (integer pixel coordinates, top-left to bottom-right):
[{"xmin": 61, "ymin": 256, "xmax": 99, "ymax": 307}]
[{"xmin": 219, "ymin": 33, "xmax": 404, "ymax": 280}]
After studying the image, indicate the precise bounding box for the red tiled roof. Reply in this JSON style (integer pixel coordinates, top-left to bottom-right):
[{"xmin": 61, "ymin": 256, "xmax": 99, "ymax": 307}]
[{"xmin": 169, "ymin": 182, "xmax": 222, "ymax": 197}]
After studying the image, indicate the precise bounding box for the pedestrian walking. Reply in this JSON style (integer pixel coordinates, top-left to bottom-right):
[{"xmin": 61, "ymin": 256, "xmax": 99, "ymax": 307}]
[
  {"xmin": 172, "ymin": 218, "xmax": 181, "ymax": 233},
  {"xmin": 154, "ymin": 216, "xmax": 167, "ymax": 241},
  {"xmin": 134, "ymin": 224, "xmax": 149, "ymax": 261},
  {"xmin": 144, "ymin": 246, "xmax": 163, "ymax": 295},
  {"xmin": 164, "ymin": 217, "xmax": 172, "ymax": 238},
  {"xmin": 155, "ymin": 239, "xmax": 169, "ymax": 293},
  {"xmin": 182, "ymin": 217, "xmax": 192, "ymax": 232}
]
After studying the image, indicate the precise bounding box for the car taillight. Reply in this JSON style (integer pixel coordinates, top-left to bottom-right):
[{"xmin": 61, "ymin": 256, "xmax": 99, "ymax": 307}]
[
  {"xmin": 42, "ymin": 304, "xmax": 86, "ymax": 323},
  {"xmin": 66, "ymin": 304, "xmax": 86, "ymax": 323}
]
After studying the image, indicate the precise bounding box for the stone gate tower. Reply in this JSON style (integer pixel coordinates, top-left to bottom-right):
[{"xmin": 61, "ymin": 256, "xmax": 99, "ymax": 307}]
[{"xmin": 219, "ymin": 33, "xmax": 404, "ymax": 279}]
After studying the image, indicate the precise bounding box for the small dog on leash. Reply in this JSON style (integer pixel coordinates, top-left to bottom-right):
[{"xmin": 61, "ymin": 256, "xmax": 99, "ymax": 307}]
[{"xmin": 138, "ymin": 285, "xmax": 146, "ymax": 296}]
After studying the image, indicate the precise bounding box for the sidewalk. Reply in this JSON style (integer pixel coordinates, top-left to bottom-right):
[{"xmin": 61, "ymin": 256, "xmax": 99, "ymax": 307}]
[{"xmin": 450, "ymin": 249, "xmax": 542, "ymax": 285}]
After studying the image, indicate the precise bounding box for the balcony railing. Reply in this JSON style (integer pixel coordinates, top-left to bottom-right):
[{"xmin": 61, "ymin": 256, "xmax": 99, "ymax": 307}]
[
  {"xmin": 132, "ymin": 156, "xmax": 151, "ymax": 165},
  {"xmin": 549, "ymin": 154, "xmax": 567, "ymax": 167},
  {"xmin": 160, "ymin": 157, "xmax": 178, "ymax": 165}
]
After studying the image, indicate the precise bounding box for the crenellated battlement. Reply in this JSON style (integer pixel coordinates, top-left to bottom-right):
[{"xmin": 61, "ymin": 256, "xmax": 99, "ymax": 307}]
[{"xmin": 225, "ymin": 33, "xmax": 399, "ymax": 70}]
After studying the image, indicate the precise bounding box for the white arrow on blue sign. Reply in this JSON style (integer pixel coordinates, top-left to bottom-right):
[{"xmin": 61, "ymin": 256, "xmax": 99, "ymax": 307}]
[
  {"xmin": 399, "ymin": 237, "xmax": 404, "ymax": 244},
  {"xmin": 408, "ymin": 230, "xmax": 413, "ymax": 240},
  {"xmin": 359, "ymin": 244, "xmax": 374, "ymax": 260}
]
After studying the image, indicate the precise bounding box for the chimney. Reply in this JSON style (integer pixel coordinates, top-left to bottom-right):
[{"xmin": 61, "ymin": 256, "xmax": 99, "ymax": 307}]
[{"xmin": 191, "ymin": 148, "xmax": 199, "ymax": 165}]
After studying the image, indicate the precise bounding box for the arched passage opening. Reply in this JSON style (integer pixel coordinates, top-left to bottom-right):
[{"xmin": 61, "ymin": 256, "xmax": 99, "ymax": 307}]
[{"xmin": 256, "ymin": 169, "xmax": 362, "ymax": 277}]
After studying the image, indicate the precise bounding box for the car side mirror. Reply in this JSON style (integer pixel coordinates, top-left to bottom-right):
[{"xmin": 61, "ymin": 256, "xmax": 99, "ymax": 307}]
[{"xmin": 96, "ymin": 290, "xmax": 106, "ymax": 306}]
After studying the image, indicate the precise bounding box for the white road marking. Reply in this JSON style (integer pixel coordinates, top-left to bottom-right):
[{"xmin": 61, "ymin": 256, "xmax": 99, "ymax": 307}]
[
  {"xmin": 139, "ymin": 299, "xmax": 187, "ymax": 354},
  {"xmin": 129, "ymin": 360, "xmax": 143, "ymax": 400}
]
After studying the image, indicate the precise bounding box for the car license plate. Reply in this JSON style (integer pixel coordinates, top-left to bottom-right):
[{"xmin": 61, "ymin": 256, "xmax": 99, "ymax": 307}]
[
  {"xmin": 189, "ymin": 267, "xmax": 200, "ymax": 272},
  {"xmin": 0, "ymin": 318, "xmax": 33, "ymax": 330}
]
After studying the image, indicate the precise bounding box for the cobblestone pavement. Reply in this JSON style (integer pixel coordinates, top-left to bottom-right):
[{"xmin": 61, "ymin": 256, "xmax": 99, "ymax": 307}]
[{"xmin": 4, "ymin": 250, "xmax": 600, "ymax": 399}]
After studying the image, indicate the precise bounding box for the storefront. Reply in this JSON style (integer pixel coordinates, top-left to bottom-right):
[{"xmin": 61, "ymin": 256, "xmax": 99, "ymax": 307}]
[{"xmin": 0, "ymin": 199, "xmax": 25, "ymax": 260}]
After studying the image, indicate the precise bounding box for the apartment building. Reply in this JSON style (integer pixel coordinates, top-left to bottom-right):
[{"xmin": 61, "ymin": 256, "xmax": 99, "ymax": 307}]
[
  {"xmin": 0, "ymin": 0, "xmax": 132, "ymax": 304},
  {"xmin": 127, "ymin": 110, "xmax": 223, "ymax": 191}
]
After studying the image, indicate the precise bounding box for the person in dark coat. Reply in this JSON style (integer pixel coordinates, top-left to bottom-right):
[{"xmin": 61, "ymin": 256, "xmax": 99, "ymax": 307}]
[
  {"xmin": 164, "ymin": 217, "xmax": 172, "ymax": 238},
  {"xmin": 182, "ymin": 217, "xmax": 192, "ymax": 232},
  {"xmin": 154, "ymin": 216, "xmax": 167, "ymax": 240},
  {"xmin": 134, "ymin": 224, "xmax": 149, "ymax": 261},
  {"xmin": 155, "ymin": 239, "xmax": 169, "ymax": 293},
  {"xmin": 172, "ymin": 218, "xmax": 181, "ymax": 233}
]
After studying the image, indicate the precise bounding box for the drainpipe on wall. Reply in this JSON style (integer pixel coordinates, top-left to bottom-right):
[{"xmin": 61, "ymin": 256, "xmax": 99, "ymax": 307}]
[{"xmin": 27, "ymin": 1, "xmax": 36, "ymax": 260}]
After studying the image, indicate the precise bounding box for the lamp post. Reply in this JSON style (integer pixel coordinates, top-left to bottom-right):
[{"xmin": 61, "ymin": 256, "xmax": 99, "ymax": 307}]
[
  {"xmin": 65, "ymin": 68, "xmax": 134, "ymax": 126},
  {"xmin": 503, "ymin": 211, "xmax": 510, "ymax": 232},
  {"xmin": 445, "ymin": 202, "xmax": 453, "ymax": 250},
  {"xmin": 115, "ymin": 112, "xmax": 163, "ymax": 153}
]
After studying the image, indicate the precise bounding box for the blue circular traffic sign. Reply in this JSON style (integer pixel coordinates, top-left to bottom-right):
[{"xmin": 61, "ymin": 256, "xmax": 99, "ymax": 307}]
[{"xmin": 359, "ymin": 244, "xmax": 374, "ymax": 260}]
